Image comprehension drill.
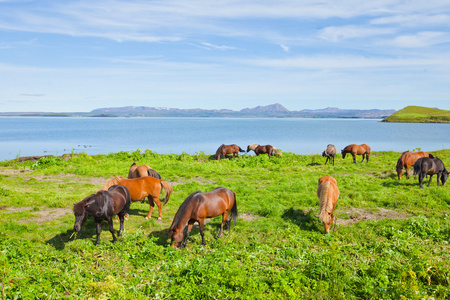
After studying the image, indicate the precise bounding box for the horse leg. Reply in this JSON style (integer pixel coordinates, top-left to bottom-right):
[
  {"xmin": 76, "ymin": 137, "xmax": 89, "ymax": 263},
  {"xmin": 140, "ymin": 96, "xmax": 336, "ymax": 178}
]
[
  {"xmin": 107, "ymin": 217, "xmax": 117, "ymax": 243},
  {"xmin": 198, "ymin": 219, "xmax": 206, "ymax": 245},
  {"xmin": 325, "ymin": 157, "xmax": 329, "ymax": 165},
  {"xmin": 117, "ymin": 213, "xmax": 125, "ymax": 237},
  {"xmin": 405, "ymin": 165, "xmax": 410, "ymax": 180},
  {"xmin": 428, "ymin": 174, "xmax": 433, "ymax": 187},
  {"xmin": 360, "ymin": 154, "xmax": 365, "ymax": 163},
  {"xmin": 95, "ymin": 221, "xmax": 102, "ymax": 245},
  {"xmin": 366, "ymin": 153, "xmax": 370, "ymax": 162},
  {"xmin": 145, "ymin": 196, "xmax": 155, "ymax": 220},
  {"xmin": 419, "ymin": 173, "xmax": 424, "ymax": 189},
  {"xmin": 181, "ymin": 221, "xmax": 195, "ymax": 248},
  {"xmin": 152, "ymin": 196, "xmax": 163, "ymax": 220},
  {"xmin": 352, "ymin": 154, "xmax": 356, "ymax": 163}
]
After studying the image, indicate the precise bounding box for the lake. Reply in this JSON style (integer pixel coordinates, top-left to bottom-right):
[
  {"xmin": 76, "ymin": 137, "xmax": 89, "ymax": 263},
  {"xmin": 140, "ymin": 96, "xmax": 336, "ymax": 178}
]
[{"xmin": 0, "ymin": 117, "xmax": 448, "ymax": 161}]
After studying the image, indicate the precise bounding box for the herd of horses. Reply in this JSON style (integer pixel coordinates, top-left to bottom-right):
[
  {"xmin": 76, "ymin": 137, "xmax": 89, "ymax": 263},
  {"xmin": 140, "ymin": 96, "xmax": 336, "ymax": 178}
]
[{"xmin": 73, "ymin": 143, "xmax": 448, "ymax": 246}]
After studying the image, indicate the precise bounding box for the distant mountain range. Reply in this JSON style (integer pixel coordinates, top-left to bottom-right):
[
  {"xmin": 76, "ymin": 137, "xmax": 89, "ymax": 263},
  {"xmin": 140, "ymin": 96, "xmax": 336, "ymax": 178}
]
[{"xmin": 0, "ymin": 103, "xmax": 396, "ymax": 118}]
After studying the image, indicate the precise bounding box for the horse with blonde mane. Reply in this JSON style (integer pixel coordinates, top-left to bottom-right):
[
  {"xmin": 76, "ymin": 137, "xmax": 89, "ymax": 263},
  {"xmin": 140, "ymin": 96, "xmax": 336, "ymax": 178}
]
[
  {"xmin": 128, "ymin": 163, "xmax": 161, "ymax": 179},
  {"xmin": 100, "ymin": 176, "xmax": 173, "ymax": 220},
  {"xmin": 396, "ymin": 151, "xmax": 429, "ymax": 180},
  {"xmin": 215, "ymin": 144, "xmax": 245, "ymax": 161},
  {"xmin": 247, "ymin": 144, "xmax": 282, "ymax": 158},
  {"xmin": 341, "ymin": 144, "xmax": 371, "ymax": 163},
  {"xmin": 317, "ymin": 176, "xmax": 339, "ymax": 233}
]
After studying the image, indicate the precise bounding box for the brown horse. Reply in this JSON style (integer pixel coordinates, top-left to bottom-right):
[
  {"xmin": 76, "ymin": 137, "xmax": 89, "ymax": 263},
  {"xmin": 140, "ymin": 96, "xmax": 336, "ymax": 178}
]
[
  {"xmin": 396, "ymin": 151, "xmax": 429, "ymax": 179},
  {"xmin": 73, "ymin": 185, "xmax": 131, "ymax": 245},
  {"xmin": 128, "ymin": 163, "xmax": 161, "ymax": 179},
  {"xmin": 100, "ymin": 176, "xmax": 173, "ymax": 220},
  {"xmin": 215, "ymin": 144, "xmax": 245, "ymax": 161},
  {"xmin": 168, "ymin": 187, "xmax": 237, "ymax": 248},
  {"xmin": 322, "ymin": 144, "xmax": 337, "ymax": 166},
  {"xmin": 341, "ymin": 144, "xmax": 371, "ymax": 163},
  {"xmin": 317, "ymin": 176, "xmax": 339, "ymax": 234},
  {"xmin": 247, "ymin": 144, "xmax": 282, "ymax": 158}
]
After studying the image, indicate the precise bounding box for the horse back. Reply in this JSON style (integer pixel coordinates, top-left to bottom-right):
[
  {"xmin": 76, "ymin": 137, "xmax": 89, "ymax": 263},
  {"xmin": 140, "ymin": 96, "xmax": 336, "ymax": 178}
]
[
  {"xmin": 121, "ymin": 176, "xmax": 161, "ymax": 200},
  {"xmin": 197, "ymin": 187, "xmax": 234, "ymax": 218},
  {"xmin": 108, "ymin": 185, "xmax": 131, "ymax": 215}
]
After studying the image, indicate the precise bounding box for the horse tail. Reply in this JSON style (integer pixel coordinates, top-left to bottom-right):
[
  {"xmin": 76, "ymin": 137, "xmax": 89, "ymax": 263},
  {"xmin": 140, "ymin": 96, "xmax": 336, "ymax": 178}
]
[
  {"xmin": 273, "ymin": 147, "xmax": 282, "ymax": 156},
  {"xmin": 160, "ymin": 180, "xmax": 173, "ymax": 205},
  {"xmin": 318, "ymin": 181, "xmax": 333, "ymax": 225},
  {"xmin": 148, "ymin": 169, "xmax": 162, "ymax": 179},
  {"xmin": 230, "ymin": 191, "xmax": 238, "ymax": 226},
  {"xmin": 239, "ymin": 147, "xmax": 245, "ymax": 153}
]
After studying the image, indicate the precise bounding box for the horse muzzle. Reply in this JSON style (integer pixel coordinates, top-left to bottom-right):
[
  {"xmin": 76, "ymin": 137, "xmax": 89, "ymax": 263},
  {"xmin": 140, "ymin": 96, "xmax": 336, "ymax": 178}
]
[{"xmin": 73, "ymin": 224, "xmax": 81, "ymax": 232}]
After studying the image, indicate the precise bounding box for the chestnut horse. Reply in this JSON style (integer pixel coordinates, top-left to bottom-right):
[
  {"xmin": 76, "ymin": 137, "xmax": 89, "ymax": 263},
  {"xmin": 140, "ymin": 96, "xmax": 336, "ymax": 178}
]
[
  {"xmin": 322, "ymin": 144, "xmax": 337, "ymax": 166},
  {"xmin": 215, "ymin": 144, "xmax": 245, "ymax": 161},
  {"xmin": 396, "ymin": 151, "xmax": 429, "ymax": 180},
  {"xmin": 317, "ymin": 176, "xmax": 339, "ymax": 234},
  {"xmin": 168, "ymin": 187, "xmax": 237, "ymax": 248},
  {"xmin": 413, "ymin": 156, "xmax": 449, "ymax": 189},
  {"xmin": 100, "ymin": 176, "xmax": 173, "ymax": 220},
  {"xmin": 128, "ymin": 163, "xmax": 161, "ymax": 179},
  {"xmin": 341, "ymin": 144, "xmax": 371, "ymax": 163},
  {"xmin": 247, "ymin": 144, "xmax": 282, "ymax": 158},
  {"xmin": 73, "ymin": 185, "xmax": 131, "ymax": 245}
]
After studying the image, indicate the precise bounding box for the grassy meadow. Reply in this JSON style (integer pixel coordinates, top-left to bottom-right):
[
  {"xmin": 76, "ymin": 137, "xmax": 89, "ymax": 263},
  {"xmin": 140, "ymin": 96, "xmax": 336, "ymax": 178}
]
[{"xmin": 1, "ymin": 149, "xmax": 450, "ymax": 299}]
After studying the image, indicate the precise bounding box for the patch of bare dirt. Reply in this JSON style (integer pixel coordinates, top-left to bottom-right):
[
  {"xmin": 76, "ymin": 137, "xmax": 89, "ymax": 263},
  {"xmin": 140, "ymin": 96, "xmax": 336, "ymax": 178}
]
[
  {"xmin": 239, "ymin": 212, "xmax": 260, "ymax": 221},
  {"xmin": 2, "ymin": 206, "xmax": 72, "ymax": 224},
  {"xmin": 0, "ymin": 167, "xmax": 33, "ymax": 175},
  {"xmin": 336, "ymin": 207, "xmax": 410, "ymax": 225}
]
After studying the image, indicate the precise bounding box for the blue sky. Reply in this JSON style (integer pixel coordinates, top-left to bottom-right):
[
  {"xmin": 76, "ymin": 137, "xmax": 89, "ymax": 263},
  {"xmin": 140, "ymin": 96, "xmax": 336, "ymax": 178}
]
[{"xmin": 1, "ymin": 0, "xmax": 450, "ymax": 112}]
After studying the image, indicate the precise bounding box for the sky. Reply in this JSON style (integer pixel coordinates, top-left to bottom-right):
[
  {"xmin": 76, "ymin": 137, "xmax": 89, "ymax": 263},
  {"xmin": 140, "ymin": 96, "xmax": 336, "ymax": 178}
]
[{"xmin": 1, "ymin": 0, "xmax": 450, "ymax": 112}]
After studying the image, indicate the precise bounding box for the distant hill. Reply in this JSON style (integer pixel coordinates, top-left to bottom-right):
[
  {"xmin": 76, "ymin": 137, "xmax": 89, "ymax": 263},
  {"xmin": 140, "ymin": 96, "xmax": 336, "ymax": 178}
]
[
  {"xmin": 381, "ymin": 106, "xmax": 450, "ymax": 123},
  {"xmin": 0, "ymin": 103, "xmax": 396, "ymax": 118},
  {"xmin": 88, "ymin": 104, "xmax": 395, "ymax": 118}
]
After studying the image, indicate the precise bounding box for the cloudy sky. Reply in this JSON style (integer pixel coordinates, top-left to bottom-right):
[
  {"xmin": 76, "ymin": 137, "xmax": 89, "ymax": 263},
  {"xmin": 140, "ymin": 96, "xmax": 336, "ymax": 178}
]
[{"xmin": 1, "ymin": 0, "xmax": 450, "ymax": 112}]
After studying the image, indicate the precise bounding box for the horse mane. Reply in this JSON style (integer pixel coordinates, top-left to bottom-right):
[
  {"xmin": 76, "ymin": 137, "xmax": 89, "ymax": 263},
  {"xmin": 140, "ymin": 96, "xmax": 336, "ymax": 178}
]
[
  {"xmin": 396, "ymin": 152, "xmax": 409, "ymax": 174},
  {"xmin": 215, "ymin": 144, "xmax": 225, "ymax": 157},
  {"xmin": 248, "ymin": 144, "xmax": 259, "ymax": 151},
  {"xmin": 169, "ymin": 191, "xmax": 202, "ymax": 231},
  {"xmin": 318, "ymin": 181, "xmax": 334, "ymax": 225},
  {"xmin": 100, "ymin": 176, "xmax": 124, "ymax": 191},
  {"xmin": 73, "ymin": 198, "xmax": 87, "ymax": 215}
]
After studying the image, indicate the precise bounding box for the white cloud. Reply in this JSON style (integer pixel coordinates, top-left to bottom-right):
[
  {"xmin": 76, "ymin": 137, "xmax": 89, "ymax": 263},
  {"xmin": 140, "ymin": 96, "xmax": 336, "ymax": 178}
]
[
  {"xmin": 319, "ymin": 25, "xmax": 395, "ymax": 42},
  {"xmin": 389, "ymin": 31, "xmax": 450, "ymax": 48},
  {"xmin": 280, "ymin": 44, "xmax": 290, "ymax": 52}
]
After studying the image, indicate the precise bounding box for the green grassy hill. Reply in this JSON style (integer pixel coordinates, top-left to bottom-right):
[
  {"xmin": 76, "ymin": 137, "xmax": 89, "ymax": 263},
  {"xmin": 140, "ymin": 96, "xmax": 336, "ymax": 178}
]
[{"xmin": 381, "ymin": 106, "xmax": 450, "ymax": 123}]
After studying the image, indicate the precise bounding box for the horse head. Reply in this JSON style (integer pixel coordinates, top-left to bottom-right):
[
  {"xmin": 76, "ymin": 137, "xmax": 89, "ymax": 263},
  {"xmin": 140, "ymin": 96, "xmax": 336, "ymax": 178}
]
[
  {"xmin": 73, "ymin": 199, "xmax": 88, "ymax": 232},
  {"xmin": 341, "ymin": 149, "xmax": 346, "ymax": 158},
  {"xmin": 441, "ymin": 169, "xmax": 449, "ymax": 186},
  {"xmin": 168, "ymin": 227, "xmax": 184, "ymax": 249}
]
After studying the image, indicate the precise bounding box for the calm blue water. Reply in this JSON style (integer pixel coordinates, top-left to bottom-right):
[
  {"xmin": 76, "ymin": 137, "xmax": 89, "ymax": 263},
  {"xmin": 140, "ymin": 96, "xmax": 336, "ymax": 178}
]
[{"xmin": 0, "ymin": 117, "xmax": 448, "ymax": 161}]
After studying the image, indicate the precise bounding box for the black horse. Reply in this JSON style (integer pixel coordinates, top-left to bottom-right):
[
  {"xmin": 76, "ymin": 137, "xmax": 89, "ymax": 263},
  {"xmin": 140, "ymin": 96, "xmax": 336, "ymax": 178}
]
[
  {"xmin": 73, "ymin": 185, "xmax": 131, "ymax": 245},
  {"xmin": 413, "ymin": 155, "xmax": 449, "ymax": 189}
]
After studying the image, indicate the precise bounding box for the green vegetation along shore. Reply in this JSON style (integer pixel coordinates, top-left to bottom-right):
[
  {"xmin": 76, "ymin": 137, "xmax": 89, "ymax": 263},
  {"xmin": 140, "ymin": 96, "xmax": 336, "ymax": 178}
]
[
  {"xmin": 1, "ymin": 149, "xmax": 449, "ymax": 299},
  {"xmin": 382, "ymin": 106, "xmax": 450, "ymax": 123}
]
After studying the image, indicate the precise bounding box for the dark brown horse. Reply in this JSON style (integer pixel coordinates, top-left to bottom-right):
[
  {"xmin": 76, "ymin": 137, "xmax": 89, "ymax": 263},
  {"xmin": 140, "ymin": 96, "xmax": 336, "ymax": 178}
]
[
  {"xmin": 73, "ymin": 185, "xmax": 131, "ymax": 245},
  {"xmin": 322, "ymin": 144, "xmax": 337, "ymax": 166},
  {"xmin": 215, "ymin": 144, "xmax": 245, "ymax": 161},
  {"xmin": 341, "ymin": 144, "xmax": 371, "ymax": 163},
  {"xmin": 396, "ymin": 151, "xmax": 429, "ymax": 179},
  {"xmin": 100, "ymin": 176, "xmax": 173, "ymax": 220},
  {"xmin": 413, "ymin": 156, "xmax": 448, "ymax": 188},
  {"xmin": 247, "ymin": 144, "xmax": 282, "ymax": 158},
  {"xmin": 168, "ymin": 187, "xmax": 237, "ymax": 248},
  {"xmin": 128, "ymin": 163, "xmax": 161, "ymax": 179}
]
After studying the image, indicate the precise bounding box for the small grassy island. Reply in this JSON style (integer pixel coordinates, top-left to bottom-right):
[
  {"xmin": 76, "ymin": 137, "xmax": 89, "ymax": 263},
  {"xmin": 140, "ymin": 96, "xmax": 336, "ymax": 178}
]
[{"xmin": 381, "ymin": 106, "xmax": 450, "ymax": 123}]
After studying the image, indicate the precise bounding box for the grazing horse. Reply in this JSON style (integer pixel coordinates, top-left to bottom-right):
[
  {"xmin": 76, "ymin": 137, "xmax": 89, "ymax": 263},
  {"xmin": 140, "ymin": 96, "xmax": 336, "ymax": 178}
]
[
  {"xmin": 168, "ymin": 187, "xmax": 237, "ymax": 248},
  {"xmin": 317, "ymin": 176, "xmax": 339, "ymax": 234},
  {"xmin": 215, "ymin": 144, "xmax": 245, "ymax": 161},
  {"xmin": 128, "ymin": 163, "xmax": 161, "ymax": 179},
  {"xmin": 247, "ymin": 144, "xmax": 282, "ymax": 158},
  {"xmin": 100, "ymin": 176, "xmax": 173, "ymax": 220},
  {"xmin": 73, "ymin": 185, "xmax": 131, "ymax": 245},
  {"xmin": 396, "ymin": 151, "xmax": 430, "ymax": 180},
  {"xmin": 413, "ymin": 156, "xmax": 449, "ymax": 188},
  {"xmin": 322, "ymin": 144, "xmax": 337, "ymax": 166},
  {"xmin": 341, "ymin": 144, "xmax": 371, "ymax": 163}
]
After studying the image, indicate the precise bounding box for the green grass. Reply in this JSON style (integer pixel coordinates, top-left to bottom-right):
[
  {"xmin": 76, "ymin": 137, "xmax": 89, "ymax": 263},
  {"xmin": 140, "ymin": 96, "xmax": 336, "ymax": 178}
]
[
  {"xmin": 382, "ymin": 106, "xmax": 450, "ymax": 123},
  {"xmin": 1, "ymin": 149, "xmax": 450, "ymax": 299}
]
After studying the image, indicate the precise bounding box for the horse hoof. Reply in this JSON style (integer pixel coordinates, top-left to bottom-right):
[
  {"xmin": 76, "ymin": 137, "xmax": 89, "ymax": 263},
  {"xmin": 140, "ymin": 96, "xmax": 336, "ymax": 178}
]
[
  {"xmin": 145, "ymin": 217, "xmax": 149, "ymax": 220},
  {"xmin": 157, "ymin": 217, "xmax": 162, "ymax": 221}
]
